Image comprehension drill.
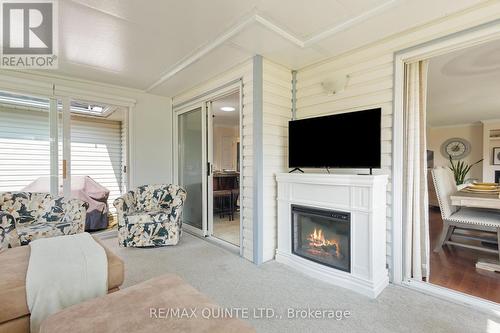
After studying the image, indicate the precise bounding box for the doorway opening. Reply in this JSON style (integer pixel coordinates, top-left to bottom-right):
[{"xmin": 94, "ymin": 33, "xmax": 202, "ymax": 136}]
[
  {"xmin": 209, "ymin": 91, "xmax": 241, "ymax": 246},
  {"xmin": 395, "ymin": 25, "xmax": 500, "ymax": 310},
  {"xmin": 174, "ymin": 84, "xmax": 242, "ymax": 252},
  {"xmin": 425, "ymin": 40, "xmax": 500, "ymax": 303}
]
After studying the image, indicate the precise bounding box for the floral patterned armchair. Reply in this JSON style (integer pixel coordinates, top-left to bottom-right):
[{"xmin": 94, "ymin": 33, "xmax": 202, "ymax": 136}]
[
  {"xmin": 0, "ymin": 192, "xmax": 88, "ymax": 251},
  {"xmin": 113, "ymin": 184, "xmax": 187, "ymax": 247}
]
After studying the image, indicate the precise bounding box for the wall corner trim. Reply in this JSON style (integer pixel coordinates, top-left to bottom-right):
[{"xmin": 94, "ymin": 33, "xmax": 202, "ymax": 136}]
[
  {"xmin": 252, "ymin": 55, "xmax": 264, "ymax": 265},
  {"xmin": 291, "ymin": 70, "xmax": 297, "ymax": 120}
]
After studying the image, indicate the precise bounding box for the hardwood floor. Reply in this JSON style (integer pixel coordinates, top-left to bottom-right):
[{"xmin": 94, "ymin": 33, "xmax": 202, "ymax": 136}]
[{"xmin": 429, "ymin": 208, "xmax": 500, "ymax": 303}]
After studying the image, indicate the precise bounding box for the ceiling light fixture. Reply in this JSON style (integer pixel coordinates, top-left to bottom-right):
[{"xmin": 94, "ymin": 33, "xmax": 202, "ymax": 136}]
[{"xmin": 221, "ymin": 106, "xmax": 235, "ymax": 112}]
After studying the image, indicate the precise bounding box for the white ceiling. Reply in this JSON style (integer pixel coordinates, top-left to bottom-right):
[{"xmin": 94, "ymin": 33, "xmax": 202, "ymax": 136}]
[
  {"xmin": 427, "ymin": 39, "xmax": 500, "ymax": 127},
  {"xmin": 48, "ymin": 0, "xmax": 486, "ymax": 96}
]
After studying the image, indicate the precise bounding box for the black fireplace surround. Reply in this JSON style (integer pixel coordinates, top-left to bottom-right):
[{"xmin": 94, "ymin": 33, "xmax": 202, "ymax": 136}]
[{"xmin": 291, "ymin": 205, "xmax": 351, "ymax": 272}]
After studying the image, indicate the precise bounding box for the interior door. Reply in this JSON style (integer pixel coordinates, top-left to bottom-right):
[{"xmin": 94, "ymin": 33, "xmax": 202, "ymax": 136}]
[{"xmin": 177, "ymin": 105, "xmax": 208, "ymax": 236}]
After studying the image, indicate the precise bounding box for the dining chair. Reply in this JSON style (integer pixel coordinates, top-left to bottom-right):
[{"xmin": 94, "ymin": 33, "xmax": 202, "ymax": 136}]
[
  {"xmin": 431, "ymin": 167, "xmax": 500, "ymax": 259},
  {"xmin": 213, "ymin": 190, "xmax": 233, "ymax": 221}
]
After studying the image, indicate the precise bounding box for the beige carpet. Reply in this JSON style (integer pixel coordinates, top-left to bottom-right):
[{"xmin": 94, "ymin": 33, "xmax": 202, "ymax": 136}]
[{"xmin": 99, "ymin": 233, "xmax": 499, "ymax": 333}]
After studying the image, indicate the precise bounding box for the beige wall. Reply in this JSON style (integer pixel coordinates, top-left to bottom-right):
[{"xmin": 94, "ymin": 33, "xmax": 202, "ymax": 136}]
[
  {"xmin": 427, "ymin": 124, "xmax": 483, "ymax": 181},
  {"xmin": 130, "ymin": 93, "xmax": 172, "ymax": 187},
  {"xmin": 482, "ymin": 120, "xmax": 500, "ymax": 183}
]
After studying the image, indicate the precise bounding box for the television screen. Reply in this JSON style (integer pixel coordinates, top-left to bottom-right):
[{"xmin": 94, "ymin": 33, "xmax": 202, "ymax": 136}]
[{"xmin": 288, "ymin": 108, "xmax": 381, "ymax": 169}]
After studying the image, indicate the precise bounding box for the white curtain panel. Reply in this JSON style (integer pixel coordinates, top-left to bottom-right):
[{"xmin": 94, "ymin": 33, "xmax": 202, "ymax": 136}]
[{"xmin": 403, "ymin": 60, "xmax": 430, "ymax": 281}]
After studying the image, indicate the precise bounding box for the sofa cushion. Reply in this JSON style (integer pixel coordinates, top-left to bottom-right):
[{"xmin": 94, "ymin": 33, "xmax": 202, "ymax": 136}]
[
  {"xmin": 40, "ymin": 274, "xmax": 255, "ymax": 333},
  {"xmin": 0, "ymin": 192, "xmax": 52, "ymax": 225},
  {"xmin": 0, "ymin": 245, "xmax": 30, "ymax": 324},
  {"xmin": 1, "ymin": 212, "xmax": 20, "ymax": 250},
  {"xmin": 0, "ymin": 192, "xmax": 88, "ymax": 252},
  {"xmin": 0, "ymin": 237, "xmax": 124, "ymax": 324},
  {"xmin": 16, "ymin": 222, "xmax": 83, "ymax": 246}
]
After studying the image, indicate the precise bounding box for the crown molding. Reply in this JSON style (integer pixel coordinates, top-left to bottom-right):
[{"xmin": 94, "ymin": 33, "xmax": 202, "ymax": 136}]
[
  {"xmin": 146, "ymin": 13, "xmax": 256, "ymax": 92},
  {"xmin": 253, "ymin": 13, "xmax": 304, "ymax": 47},
  {"xmin": 427, "ymin": 121, "xmax": 483, "ymax": 129},
  {"xmin": 304, "ymin": 0, "xmax": 397, "ymax": 46},
  {"xmin": 146, "ymin": 0, "xmax": 398, "ymax": 92}
]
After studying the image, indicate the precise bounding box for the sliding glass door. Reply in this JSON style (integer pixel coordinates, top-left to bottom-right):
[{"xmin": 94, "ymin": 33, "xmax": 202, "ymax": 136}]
[
  {"xmin": 0, "ymin": 92, "xmax": 62, "ymax": 195},
  {"xmin": 0, "ymin": 91, "xmax": 128, "ymax": 210},
  {"xmin": 177, "ymin": 106, "xmax": 207, "ymax": 235},
  {"xmin": 174, "ymin": 86, "xmax": 242, "ymax": 248},
  {"xmin": 207, "ymin": 91, "xmax": 241, "ymax": 247}
]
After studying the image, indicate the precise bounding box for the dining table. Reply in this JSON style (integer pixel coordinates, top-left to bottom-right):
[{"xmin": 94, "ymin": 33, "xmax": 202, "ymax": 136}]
[
  {"xmin": 450, "ymin": 186, "xmax": 500, "ymax": 272},
  {"xmin": 450, "ymin": 190, "xmax": 500, "ymax": 210}
]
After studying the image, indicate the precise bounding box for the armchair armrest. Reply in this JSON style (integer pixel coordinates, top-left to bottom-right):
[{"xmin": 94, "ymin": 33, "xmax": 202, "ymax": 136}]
[
  {"xmin": 167, "ymin": 187, "xmax": 187, "ymax": 224},
  {"xmin": 158, "ymin": 188, "xmax": 186, "ymax": 226},
  {"xmin": 0, "ymin": 211, "xmax": 20, "ymax": 250},
  {"xmin": 113, "ymin": 192, "xmax": 136, "ymax": 224}
]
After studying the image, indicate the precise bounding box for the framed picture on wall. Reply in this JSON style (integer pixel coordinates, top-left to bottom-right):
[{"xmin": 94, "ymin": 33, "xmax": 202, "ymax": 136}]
[{"xmin": 494, "ymin": 147, "xmax": 500, "ymax": 165}]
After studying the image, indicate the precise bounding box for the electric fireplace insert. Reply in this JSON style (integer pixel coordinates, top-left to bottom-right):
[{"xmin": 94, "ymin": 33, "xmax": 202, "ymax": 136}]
[{"xmin": 291, "ymin": 205, "xmax": 351, "ymax": 272}]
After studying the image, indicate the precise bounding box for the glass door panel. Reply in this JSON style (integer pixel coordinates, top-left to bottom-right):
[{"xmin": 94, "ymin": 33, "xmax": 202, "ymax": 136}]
[
  {"xmin": 178, "ymin": 107, "xmax": 205, "ymax": 232},
  {"xmin": 0, "ymin": 91, "xmax": 56, "ymax": 194},
  {"xmin": 65, "ymin": 99, "xmax": 127, "ymax": 231},
  {"xmin": 208, "ymin": 91, "xmax": 241, "ymax": 247}
]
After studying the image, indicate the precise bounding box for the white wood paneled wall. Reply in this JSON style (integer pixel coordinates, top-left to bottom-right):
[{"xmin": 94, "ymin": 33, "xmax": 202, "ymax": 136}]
[
  {"xmin": 262, "ymin": 59, "xmax": 292, "ymax": 261},
  {"xmin": 173, "ymin": 59, "xmax": 292, "ymax": 263},
  {"xmin": 173, "ymin": 59, "xmax": 254, "ymax": 261},
  {"xmin": 170, "ymin": 1, "xmax": 500, "ymax": 268},
  {"xmin": 295, "ymin": 1, "xmax": 500, "ymax": 272}
]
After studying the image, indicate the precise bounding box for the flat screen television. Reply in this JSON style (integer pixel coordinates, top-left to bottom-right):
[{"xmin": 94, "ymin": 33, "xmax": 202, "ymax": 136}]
[{"xmin": 288, "ymin": 108, "xmax": 381, "ymax": 171}]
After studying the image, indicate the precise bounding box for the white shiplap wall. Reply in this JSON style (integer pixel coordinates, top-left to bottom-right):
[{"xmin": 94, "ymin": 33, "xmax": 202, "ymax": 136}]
[
  {"xmin": 295, "ymin": 2, "xmax": 500, "ymax": 272},
  {"xmin": 173, "ymin": 59, "xmax": 291, "ymax": 262},
  {"xmin": 262, "ymin": 59, "xmax": 292, "ymax": 261},
  {"xmin": 0, "ymin": 106, "xmax": 124, "ymax": 211},
  {"xmin": 173, "ymin": 59, "xmax": 254, "ymax": 261}
]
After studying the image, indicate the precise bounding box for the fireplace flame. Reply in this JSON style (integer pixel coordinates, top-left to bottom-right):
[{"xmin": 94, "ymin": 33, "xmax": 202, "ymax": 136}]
[{"xmin": 307, "ymin": 227, "xmax": 339, "ymax": 252}]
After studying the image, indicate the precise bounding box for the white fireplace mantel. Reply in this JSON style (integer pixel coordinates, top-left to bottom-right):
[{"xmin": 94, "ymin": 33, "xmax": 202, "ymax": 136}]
[{"xmin": 275, "ymin": 173, "xmax": 389, "ymax": 298}]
